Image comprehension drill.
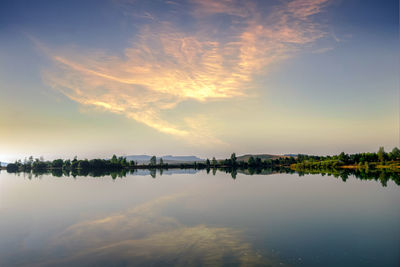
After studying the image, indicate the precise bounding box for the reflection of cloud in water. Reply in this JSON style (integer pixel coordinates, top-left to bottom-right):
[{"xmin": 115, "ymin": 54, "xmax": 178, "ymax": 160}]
[
  {"xmin": 133, "ymin": 169, "xmax": 200, "ymax": 176},
  {"xmin": 35, "ymin": 194, "xmax": 279, "ymax": 266}
]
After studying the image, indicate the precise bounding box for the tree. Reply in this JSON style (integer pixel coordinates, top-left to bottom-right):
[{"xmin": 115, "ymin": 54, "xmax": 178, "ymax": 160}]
[
  {"xmin": 111, "ymin": 154, "xmax": 118, "ymax": 164},
  {"xmin": 212, "ymin": 157, "xmax": 217, "ymax": 167},
  {"xmin": 26, "ymin": 156, "xmax": 33, "ymax": 168},
  {"xmin": 6, "ymin": 163, "xmax": 18, "ymax": 172},
  {"xmin": 32, "ymin": 159, "xmax": 48, "ymax": 170},
  {"xmin": 206, "ymin": 158, "xmax": 210, "ymax": 167},
  {"xmin": 119, "ymin": 157, "xmax": 127, "ymax": 167},
  {"xmin": 378, "ymin": 147, "xmax": 385, "ymax": 162},
  {"xmin": 52, "ymin": 159, "xmax": 64, "ymax": 168},
  {"xmin": 63, "ymin": 159, "xmax": 71, "ymax": 169},
  {"xmin": 338, "ymin": 152, "xmax": 349, "ymax": 164},
  {"xmin": 248, "ymin": 156, "xmax": 255, "ymax": 167},
  {"xmin": 230, "ymin": 153, "xmax": 237, "ymax": 166},
  {"xmin": 71, "ymin": 157, "xmax": 79, "ymax": 169},
  {"xmin": 78, "ymin": 160, "xmax": 90, "ymax": 169},
  {"xmin": 159, "ymin": 158, "xmax": 164, "ymax": 166},
  {"xmin": 150, "ymin": 156, "xmax": 156, "ymax": 166},
  {"xmin": 391, "ymin": 147, "xmax": 400, "ymax": 160}
]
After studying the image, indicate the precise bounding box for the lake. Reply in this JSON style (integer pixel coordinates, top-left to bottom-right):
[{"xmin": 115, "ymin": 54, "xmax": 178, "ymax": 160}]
[{"xmin": 0, "ymin": 169, "xmax": 399, "ymax": 266}]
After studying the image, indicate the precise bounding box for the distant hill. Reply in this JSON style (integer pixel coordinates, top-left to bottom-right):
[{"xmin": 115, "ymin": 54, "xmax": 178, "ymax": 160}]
[
  {"xmin": 284, "ymin": 154, "xmax": 298, "ymax": 157},
  {"xmin": 236, "ymin": 154, "xmax": 288, "ymax": 162},
  {"xmin": 124, "ymin": 154, "xmax": 290, "ymax": 164},
  {"xmin": 124, "ymin": 155, "xmax": 152, "ymax": 163},
  {"xmin": 0, "ymin": 162, "xmax": 8, "ymax": 167},
  {"xmin": 124, "ymin": 155, "xmax": 204, "ymax": 164},
  {"xmin": 161, "ymin": 155, "xmax": 204, "ymax": 162}
]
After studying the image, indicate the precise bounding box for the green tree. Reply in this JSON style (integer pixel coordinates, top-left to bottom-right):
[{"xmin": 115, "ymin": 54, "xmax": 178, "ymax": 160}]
[
  {"xmin": 391, "ymin": 147, "xmax": 400, "ymax": 160},
  {"xmin": 338, "ymin": 152, "xmax": 349, "ymax": 164},
  {"xmin": 111, "ymin": 154, "xmax": 118, "ymax": 164},
  {"xmin": 159, "ymin": 158, "xmax": 164, "ymax": 166},
  {"xmin": 120, "ymin": 157, "xmax": 127, "ymax": 167},
  {"xmin": 248, "ymin": 156, "xmax": 255, "ymax": 167}
]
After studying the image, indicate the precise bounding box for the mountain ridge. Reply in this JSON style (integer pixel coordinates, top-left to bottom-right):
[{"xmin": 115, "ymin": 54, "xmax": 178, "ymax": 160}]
[{"xmin": 124, "ymin": 155, "xmax": 204, "ymax": 164}]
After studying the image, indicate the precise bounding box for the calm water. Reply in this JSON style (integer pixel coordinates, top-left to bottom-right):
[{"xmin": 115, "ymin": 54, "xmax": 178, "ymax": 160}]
[{"xmin": 0, "ymin": 170, "xmax": 399, "ymax": 267}]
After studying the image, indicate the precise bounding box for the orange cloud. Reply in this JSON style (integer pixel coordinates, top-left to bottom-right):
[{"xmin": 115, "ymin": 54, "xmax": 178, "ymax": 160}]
[{"xmin": 42, "ymin": 0, "xmax": 331, "ymax": 144}]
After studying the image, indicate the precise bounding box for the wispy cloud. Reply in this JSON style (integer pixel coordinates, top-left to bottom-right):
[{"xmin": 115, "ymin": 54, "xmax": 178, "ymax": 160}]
[
  {"xmin": 42, "ymin": 0, "xmax": 331, "ymax": 144},
  {"xmin": 312, "ymin": 46, "xmax": 334, "ymax": 54}
]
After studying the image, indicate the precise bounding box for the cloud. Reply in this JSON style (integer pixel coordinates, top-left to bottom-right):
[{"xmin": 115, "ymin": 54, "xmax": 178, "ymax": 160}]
[
  {"xmin": 42, "ymin": 0, "xmax": 331, "ymax": 144},
  {"xmin": 312, "ymin": 46, "xmax": 334, "ymax": 54}
]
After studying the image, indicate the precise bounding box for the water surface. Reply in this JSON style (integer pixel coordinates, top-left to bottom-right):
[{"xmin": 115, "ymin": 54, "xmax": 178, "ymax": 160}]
[{"xmin": 0, "ymin": 170, "xmax": 399, "ymax": 266}]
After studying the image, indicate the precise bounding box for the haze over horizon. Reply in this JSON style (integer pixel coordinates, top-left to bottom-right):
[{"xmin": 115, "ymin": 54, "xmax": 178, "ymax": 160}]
[{"xmin": 0, "ymin": 0, "xmax": 398, "ymax": 162}]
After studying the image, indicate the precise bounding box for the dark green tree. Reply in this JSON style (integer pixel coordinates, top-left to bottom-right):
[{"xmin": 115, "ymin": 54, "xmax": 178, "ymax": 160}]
[
  {"xmin": 390, "ymin": 147, "xmax": 400, "ymax": 160},
  {"xmin": 6, "ymin": 163, "xmax": 18, "ymax": 172},
  {"xmin": 206, "ymin": 158, "xmax": 210, "ymax": 167},
  {"xmin": 248, "ymin": 156, "xmax": 255, "ymax": 167},
  {"xmin": 230, "ymin": 153, "xmax": 237, "ymax": 166},
  {"xmin": 52, "ymin": 159, "xmax": 64, "ymax": 168},
  {"xmin": 71, "ymin": 157, "xmax": 79, "ymax": 169},
  {"xmin": 63, "ymin": 159, "xmax": 71, "ymax": 169},
  {"xmin": 338, "ymin": 152, "xmax": 349, "ymax": 164},
  {"xmin": 378, "ymin": 147, "xmax": 385, "ymax": 162},
  {"xmin": 78, "ymin": 160, "xmax": 90, "ymax": 170},
  {"xmin": 150, "ymin": 156, "xmax": 156, "ymax": 166},
  {"xmin": 211, "ymin": 157, "xmax": 217, "ymax": 167}
]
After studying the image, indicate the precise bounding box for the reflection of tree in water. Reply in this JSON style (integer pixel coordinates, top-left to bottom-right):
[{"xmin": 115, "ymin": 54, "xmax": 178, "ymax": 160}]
[
  {"xmin": 150, "ymin": 169, "xmax": 156, "ymax": 178},
  {"xmin": 51, "ymin": 169, "xmax": 63, "ymax": 177},
  {"xmin": 295, "ymin": 168, "xmax": 400, "ymax": 187},
  {"xmin": 34, "ymin": 195, "xmax": 278, "ymax": 267},
  {"xmin": 216, "ymin": 166, "xmax": 399, "ymax": 187},
  {"xmin": 231, "ymin": 168, "xmax": 237, "ymax": 179},
  {"xmin": 6, "ymin": 166, "xmax": 399, "ymax": 187}
]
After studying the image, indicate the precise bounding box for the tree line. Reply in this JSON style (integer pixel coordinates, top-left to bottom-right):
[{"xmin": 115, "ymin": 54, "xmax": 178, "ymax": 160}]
[
  {"xmin": 5, "ymin": 147, "xmax": 400, "ymax": 173},
  {"xmin": 7, "ymin": 161, "xmax": 399, "ymax": 187},
  {"xmin": 293, "ymin": 147, "xmax": 400, "ymax": 171},
  {"xmin": 6, "ymin": 155, "xmax": 135, "ymax": 173}
]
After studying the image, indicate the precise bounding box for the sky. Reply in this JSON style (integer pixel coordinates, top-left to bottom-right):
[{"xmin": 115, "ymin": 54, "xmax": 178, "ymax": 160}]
[{"xmin": 0, "ymin": 0, "xmax": 398, "ymax": 162}]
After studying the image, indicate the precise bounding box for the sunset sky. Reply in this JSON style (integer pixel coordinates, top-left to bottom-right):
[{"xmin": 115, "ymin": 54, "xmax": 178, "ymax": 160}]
[{"xmin": 0, "ymin": 0, "xmax": 398, "ymax": 162}]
